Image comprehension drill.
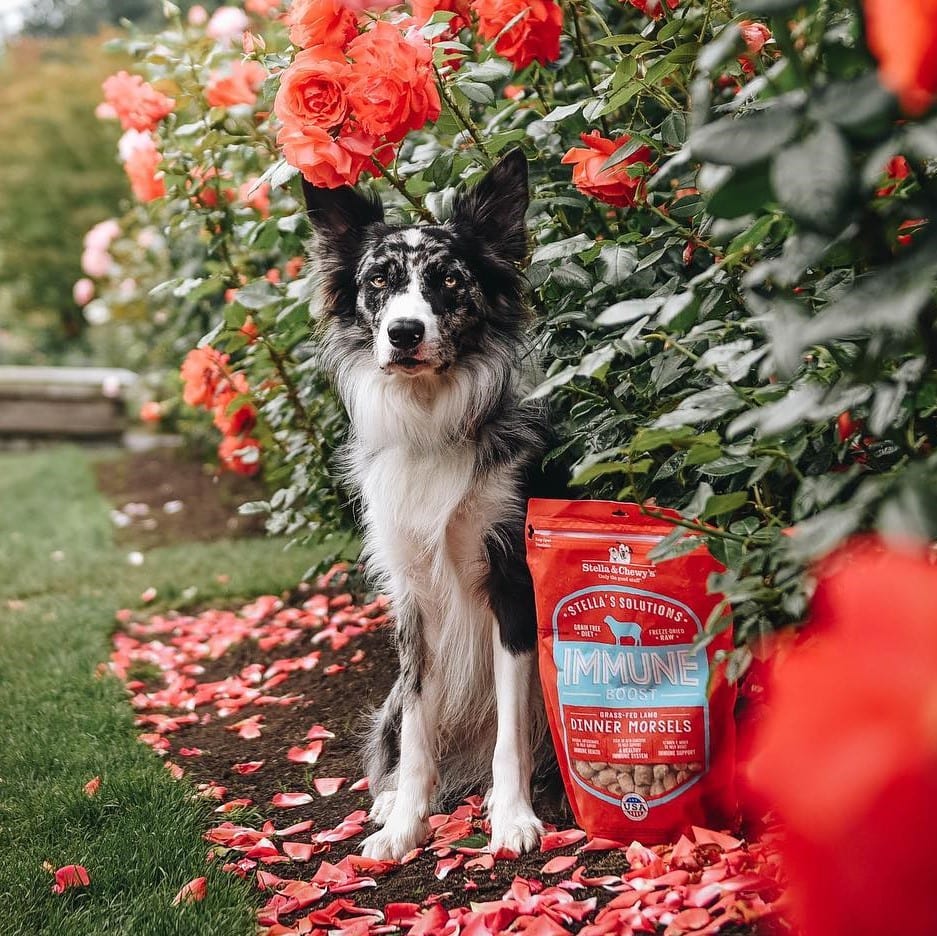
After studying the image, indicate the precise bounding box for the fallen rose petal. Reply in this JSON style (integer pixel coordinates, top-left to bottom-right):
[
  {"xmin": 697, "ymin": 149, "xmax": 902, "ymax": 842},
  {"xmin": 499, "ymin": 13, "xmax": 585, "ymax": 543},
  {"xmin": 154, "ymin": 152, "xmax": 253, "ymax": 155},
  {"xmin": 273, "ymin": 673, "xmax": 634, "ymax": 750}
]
[
  {"xmin": 287, "ymin": 742, "xmax": 323, "ymax": 765},
  {"xmin": 385, "ymin": 902, "xmax": 421, "ymax": 926},
  {"xmin": 215, "ymin": 798, "xmax": 253, "ymax": 813},
  {"xmin": 178, "ymin": 747, "xmax": 203, "ymax": 757},
  {"xmin": 172, "ymin": 876, "xmax": 207, "ymax": 905},
  {"xmin": 52, "ymin": 865, "xmax": 90, "ymax": 893},
  {"xmin": 83, "ymin": 776, "xmax": 101, "ymax": 797},
  {"xmin": 283, "ymin": 841, "xmax": 315, "ymax": 861},
  {"xmin": 233, "ymin": 760, "xmax": 265, "ymax": 774},
  {"xmin": 350, "ymin": 777, "xmax": 369, "ymax": 792},
  {"xmin": 274, "ymin": 819, "xmax": 314, "ymax": 837},
  {"xmin": 465, "ymin": 853, "xmax": 495, "ymax": 871},
  {"xmin": 409, "ymin": 904, "xmax": 450, "ymax": 936},
  {"xmin": 671, "ymin": 907, "xmax": 712, "ymax": 930},
  {"xmin": 323, "ymin": 664, "xmax": 345, "ymax": 676},
  {"xmin": 691, "ymin": 827, "xmax": 742, "ymax": 851},
  {"xmin": 313, "ymin": 777, "xmax": 346, "ymax": 796},
  {"xmin": 541, "ymin": 829, "xmax": 587, "ymax": 852},
  {"xmin": 305, "ymin": 725, "xmax": 335, "ymax": 741},
  {"xmin": 434, "ymin": 855, "xmax": 464, "ymax": 880},
  {"xmin": 579, "ymin": 837, "xmax": 626, "ymax": 853},
  {"xmin": 165, "ymin": 761, "xmax": 184, "ymax": 780},
  {"xmin": 272, "ymin": 792, "xmax": 313, "ymax": 808},
  {"xmin": 541, "ymin": 854, "xmax": 579, "ymax": 875}
]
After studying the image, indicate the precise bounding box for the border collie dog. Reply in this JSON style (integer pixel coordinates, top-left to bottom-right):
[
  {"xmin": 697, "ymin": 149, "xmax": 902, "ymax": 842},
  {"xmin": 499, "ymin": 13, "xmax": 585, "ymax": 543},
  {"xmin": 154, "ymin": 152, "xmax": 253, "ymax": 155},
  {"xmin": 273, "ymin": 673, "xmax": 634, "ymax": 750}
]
[{"xmin": 302, "ymin": 151, "xmax": 550, "ymax": 861}]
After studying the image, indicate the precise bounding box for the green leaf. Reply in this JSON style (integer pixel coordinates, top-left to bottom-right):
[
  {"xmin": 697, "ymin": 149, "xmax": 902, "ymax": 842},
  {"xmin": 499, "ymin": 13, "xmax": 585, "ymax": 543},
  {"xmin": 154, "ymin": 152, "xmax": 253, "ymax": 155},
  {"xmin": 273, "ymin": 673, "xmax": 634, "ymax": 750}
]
[
  {"xmin": 700, "ymin": 491, "xmax": 748, "ymax": 519},
  {"xmin": 596, "ymin": 296, "xmax": 666, "ymax": 326},
  {"xmin": 706, "ymin": 163, "xmax": 774, "ymax": 219},
  {"xmin": 526, "ymin": 346, "xmax": 618, "ymax": 401},
  {"xmin": 598, "ymin": 245, "xmax": 638, "ymax": 285},
  {"xmin": 812, "ymin": 73, "xmax": 897, "ymax": 138},
  {"xmin": 691, "ymin": 106, "xmax": 803, "ymax": 168},
  {"xmin": 734, "ymin": 0, "xmax": 810, "ymax": 12},
  {"xmin": 256, "ymin": 158, "xmax": 299, "ymax": 190},
  {"xmin": 531, "ymin": 235, "xmax": 593, "ymax": 264},
  {"xmin": 771, "ymin": 123, "xmax": 856, "ymax": 234}
]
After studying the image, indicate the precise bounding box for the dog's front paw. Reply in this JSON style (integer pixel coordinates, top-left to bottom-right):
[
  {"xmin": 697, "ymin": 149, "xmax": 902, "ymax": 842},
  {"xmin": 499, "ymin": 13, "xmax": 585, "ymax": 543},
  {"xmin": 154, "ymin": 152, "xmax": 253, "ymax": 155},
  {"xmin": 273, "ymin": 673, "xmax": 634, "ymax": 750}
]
[
  {"xmin": 369, "ymin": 790, "xmax": 397, "ymax": 826},
  {"xmin": 360, "ymin": 812, "xmax": 428, "ymax": 861},
  {"xmin": 488, "ymin": 803, "xmax": 544, "ymax": 856}
]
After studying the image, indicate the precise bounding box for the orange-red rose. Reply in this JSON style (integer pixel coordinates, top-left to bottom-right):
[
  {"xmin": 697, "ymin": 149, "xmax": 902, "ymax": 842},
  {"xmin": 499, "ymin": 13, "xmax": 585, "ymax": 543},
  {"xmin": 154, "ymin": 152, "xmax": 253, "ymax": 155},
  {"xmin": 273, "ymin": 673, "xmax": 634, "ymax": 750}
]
[
  {"xmin": 864, "ymin": 0, "xmax": 937, "ymax": 116},
  {"xmin": 472, "ymin": 0, "xmax": 562, "ymax": 71},
  {"xmin": 205, "ymin": 60, "xmax": 267, "ymax": 108},
  {"xmin": 274, "ymin": 48, "xmax": 350, "ymax": 131},
  {"xmin": 102, "ymin": 71, "xmax": 175, "ymax": 132},
  {"xmin": 181, "ymin": 346, "xmax": 230, "ymax": 408},
  {"xmin": 561, "ymin": 131, "xmax": 654, "ymax": 208},
  {"xmin": 213, "ymin": 372, "xmax": 256, "ymax": 436},
  {"xmin": 124, "ymin": 134, "xmax": 166, "ymax": 203},
  {"xmin": 411, "ymin": 0, "xmax": 471, "ymax": 33},
  {"xmin": 285, "ymin": 0, "xmax": 358, "ymax": 50},
  {"xmin": 346, "ymin": 22, "xmax": 441, "ymax": 142},
  {"xmin": 219, "ymin": 435, "xmax": 262, "ymax": 475},
  {"xmin": 277, "ymin": 121, "xmax": 387, "ymax": 187}
]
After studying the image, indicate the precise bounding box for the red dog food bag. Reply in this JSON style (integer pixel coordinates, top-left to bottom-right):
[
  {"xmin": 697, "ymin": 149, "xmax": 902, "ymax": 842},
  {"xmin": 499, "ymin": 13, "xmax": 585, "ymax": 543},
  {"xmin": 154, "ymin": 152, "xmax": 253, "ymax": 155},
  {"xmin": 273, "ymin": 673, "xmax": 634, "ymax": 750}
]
[{"xmin": 526, "ymin": 499, "xmax": 737, "ymax": 843}]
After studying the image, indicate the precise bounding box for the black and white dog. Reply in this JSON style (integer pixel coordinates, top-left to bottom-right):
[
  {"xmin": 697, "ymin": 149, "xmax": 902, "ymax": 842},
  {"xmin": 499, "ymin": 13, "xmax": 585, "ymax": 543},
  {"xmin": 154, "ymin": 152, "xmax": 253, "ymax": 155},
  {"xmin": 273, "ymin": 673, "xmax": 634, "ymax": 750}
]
[{"xmin": 302, "ymin": 151, "xmax": 551, "ymax": 861}]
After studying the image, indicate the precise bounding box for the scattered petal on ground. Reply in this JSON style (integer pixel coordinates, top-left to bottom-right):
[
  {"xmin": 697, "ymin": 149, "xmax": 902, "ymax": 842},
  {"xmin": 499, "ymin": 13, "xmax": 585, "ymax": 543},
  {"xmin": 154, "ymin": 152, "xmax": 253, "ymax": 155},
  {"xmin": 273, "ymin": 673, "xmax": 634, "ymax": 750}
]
[
  {"xmin": 172, "ymin": 876, "xmax": 207, "ymax": 905},
  {"xmin": 51, "ymin": 865, "xmax": 90, "ymax": 893},
  {"xmin": 83, "ymin": 776, "xmax": 101, "ymax": 797},
  {"xmin": 109, "ymin": 584, "xmax": 783, "ymax": 936}
]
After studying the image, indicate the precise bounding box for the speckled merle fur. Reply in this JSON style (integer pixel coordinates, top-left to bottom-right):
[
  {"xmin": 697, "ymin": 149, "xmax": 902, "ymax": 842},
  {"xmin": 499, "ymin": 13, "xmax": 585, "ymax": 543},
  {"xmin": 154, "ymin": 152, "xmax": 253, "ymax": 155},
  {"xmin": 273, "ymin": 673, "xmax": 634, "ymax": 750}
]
[{"xmin": 302, "ymin": 152, "xmax": 563, "ymax": 859}]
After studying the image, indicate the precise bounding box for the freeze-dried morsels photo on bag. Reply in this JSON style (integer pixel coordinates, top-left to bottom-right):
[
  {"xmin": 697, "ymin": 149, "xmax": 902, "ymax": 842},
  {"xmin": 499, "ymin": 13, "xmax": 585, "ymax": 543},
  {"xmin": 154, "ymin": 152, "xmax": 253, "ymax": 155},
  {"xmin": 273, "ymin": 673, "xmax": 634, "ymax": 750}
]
[{"xmin": 526, "ymin": 499, "xmax": 738, "ymax": 843}]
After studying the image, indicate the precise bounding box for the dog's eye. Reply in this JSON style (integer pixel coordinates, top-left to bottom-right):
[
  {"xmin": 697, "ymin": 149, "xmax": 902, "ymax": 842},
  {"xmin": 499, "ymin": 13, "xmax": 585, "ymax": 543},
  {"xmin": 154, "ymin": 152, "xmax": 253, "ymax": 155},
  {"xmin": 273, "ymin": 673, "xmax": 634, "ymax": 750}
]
[
  {"xmin": 370, "ymin": 274, "xmax": 387, "ymax": 289},
  {"xmin": 443, "ymin": 274, "xmax": 459, "ymax": 288}
]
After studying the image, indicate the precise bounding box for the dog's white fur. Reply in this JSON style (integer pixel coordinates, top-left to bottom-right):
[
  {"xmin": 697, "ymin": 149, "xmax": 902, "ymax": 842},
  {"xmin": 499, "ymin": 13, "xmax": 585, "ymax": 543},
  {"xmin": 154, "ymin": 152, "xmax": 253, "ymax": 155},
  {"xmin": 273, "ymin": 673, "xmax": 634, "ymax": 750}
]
[{"xmin": 331, "ymin": 335, "xmax": 544, "ymax": 860}]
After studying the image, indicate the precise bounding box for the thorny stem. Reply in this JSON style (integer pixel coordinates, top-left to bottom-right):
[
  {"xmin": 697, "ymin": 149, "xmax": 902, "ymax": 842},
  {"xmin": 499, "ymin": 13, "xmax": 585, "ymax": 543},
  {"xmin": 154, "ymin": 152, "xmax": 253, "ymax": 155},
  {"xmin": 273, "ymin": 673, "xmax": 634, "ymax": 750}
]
[
  {"xmin": 641, "ymin": 507, "xmax": 749, "ymax": 543},
  {"xmin": 433, "ymin": 63, "xmax": 493, "ymax": 165}
]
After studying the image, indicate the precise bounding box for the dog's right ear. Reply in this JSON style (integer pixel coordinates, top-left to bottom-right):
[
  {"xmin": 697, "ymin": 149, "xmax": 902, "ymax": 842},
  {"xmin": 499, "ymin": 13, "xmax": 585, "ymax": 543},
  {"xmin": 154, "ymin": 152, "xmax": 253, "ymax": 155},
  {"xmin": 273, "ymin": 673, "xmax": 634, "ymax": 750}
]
[{"xmin": 302, "ymin": 178, "xmax": 384, "ymax": 251}]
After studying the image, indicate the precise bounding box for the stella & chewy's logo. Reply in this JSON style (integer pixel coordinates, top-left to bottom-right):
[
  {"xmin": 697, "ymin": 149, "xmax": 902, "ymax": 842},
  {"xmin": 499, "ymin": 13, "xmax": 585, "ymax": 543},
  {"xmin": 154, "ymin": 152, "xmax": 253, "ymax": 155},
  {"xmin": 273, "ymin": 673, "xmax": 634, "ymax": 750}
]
[
  {"xmin": 621, "ymin": 792, "xmax": 649, "ymax": 821},
  {"xmin": 609, "ymin": 543, "xmax": 632, "ymax": 564},
  {"xmin": 582, "ymin": 544, "xmax": 655, "ymax": 580}
]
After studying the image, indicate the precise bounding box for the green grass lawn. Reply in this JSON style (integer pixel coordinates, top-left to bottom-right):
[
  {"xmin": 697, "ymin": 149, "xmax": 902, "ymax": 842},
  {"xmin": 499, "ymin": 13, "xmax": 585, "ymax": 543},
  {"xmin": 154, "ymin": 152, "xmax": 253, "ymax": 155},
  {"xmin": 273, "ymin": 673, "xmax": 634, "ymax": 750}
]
[{"xmin": 0, "ymin": 447, "xmax": 324, "ymax": 936}]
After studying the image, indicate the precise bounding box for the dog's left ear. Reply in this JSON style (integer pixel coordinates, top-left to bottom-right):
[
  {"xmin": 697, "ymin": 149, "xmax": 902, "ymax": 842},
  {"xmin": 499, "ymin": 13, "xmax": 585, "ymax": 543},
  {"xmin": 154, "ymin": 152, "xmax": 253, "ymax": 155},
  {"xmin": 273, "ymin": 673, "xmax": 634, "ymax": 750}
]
[
  {"xmin": 302, "ymin": 177, "xmax": 384, "ymax": 253},
  {"xmin": 450, "ymin": 149, "xmax": 529, "ymax": 264}
]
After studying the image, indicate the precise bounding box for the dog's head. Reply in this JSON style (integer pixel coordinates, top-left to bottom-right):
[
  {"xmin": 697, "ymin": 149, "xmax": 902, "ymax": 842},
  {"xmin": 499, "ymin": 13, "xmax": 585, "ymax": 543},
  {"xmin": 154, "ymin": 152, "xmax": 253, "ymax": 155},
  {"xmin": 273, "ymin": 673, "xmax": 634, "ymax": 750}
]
[{"xmin": 303, "ymin": 150, "xmax": 529, "ymax": 377}]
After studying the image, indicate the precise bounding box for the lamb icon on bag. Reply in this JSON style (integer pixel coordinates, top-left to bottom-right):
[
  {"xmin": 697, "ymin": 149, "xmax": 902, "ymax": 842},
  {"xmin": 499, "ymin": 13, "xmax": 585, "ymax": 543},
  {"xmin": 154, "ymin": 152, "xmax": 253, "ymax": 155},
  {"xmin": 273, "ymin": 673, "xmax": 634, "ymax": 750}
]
[{"xmin": 604, "ymin": 615, "xmax": 643, "ymax": 646}]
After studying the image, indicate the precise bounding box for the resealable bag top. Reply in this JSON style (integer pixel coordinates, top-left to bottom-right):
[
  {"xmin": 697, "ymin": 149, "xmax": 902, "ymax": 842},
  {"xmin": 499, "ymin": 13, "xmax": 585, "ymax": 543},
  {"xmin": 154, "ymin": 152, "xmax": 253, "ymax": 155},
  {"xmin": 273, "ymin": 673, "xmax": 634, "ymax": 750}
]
[{"xmin": 526, "ymin": 498, "xmax": 738, "ymax": 844}]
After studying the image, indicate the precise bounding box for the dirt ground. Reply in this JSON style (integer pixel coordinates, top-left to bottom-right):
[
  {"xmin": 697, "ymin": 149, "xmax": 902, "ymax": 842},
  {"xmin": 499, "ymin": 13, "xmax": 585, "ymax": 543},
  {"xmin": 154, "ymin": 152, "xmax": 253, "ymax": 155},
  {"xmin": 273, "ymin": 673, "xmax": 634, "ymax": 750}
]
[{"xmin": 94, "ymin": 449, "xmax": 267, "ymax": 548}]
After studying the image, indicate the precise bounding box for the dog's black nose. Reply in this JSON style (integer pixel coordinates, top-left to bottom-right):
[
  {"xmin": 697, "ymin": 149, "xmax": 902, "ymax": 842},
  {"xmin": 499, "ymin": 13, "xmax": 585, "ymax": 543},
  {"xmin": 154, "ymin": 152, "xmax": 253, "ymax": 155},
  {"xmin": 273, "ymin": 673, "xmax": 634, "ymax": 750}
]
[{"xmin": 387, "ymin": 319, "xmax": 425, "ymax": 350}]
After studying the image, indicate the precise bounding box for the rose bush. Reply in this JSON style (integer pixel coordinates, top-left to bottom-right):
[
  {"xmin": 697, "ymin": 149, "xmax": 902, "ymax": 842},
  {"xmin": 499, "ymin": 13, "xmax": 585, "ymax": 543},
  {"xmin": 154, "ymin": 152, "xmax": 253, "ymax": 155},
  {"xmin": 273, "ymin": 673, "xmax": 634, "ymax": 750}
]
[{"xmin": 79, "ymin": 0, "xmax": 937, "ymax": 644}]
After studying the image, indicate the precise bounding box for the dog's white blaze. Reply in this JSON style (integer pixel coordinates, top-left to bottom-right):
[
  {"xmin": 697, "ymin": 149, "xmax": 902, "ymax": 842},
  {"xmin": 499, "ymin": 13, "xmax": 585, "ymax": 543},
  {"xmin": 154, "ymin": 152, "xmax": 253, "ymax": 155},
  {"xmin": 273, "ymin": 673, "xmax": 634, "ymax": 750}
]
[
  {"xmin": 403, "ymin": 228, "xmax": 422, "ymax": 248},
  {"xmin": 375, "ymin": 266, "xmax": 439, "ymax": 367}
]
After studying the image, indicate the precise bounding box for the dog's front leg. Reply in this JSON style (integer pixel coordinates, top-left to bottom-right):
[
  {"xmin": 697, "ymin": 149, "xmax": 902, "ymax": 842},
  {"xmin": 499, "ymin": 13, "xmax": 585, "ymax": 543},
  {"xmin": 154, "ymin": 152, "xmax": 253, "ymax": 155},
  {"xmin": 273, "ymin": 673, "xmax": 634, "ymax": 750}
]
[
  {"xmin": 487, "ymin": 618, "xmax": 544, "ymax": 854},
  {"xmin": 361, "ymin": 601, "xmax": 439, "ymax": 861}
]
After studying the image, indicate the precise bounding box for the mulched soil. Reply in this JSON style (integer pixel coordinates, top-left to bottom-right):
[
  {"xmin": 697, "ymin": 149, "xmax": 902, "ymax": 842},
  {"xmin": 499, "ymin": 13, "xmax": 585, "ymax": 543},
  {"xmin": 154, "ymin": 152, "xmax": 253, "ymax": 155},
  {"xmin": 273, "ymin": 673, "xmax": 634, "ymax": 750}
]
[
  {"xmin": 105, "ymin": 570, "xmax": 784, "ymax": 936},
  {"xmin": 94, "ymin": 450, "xmax": 266, "ymax": 548}
]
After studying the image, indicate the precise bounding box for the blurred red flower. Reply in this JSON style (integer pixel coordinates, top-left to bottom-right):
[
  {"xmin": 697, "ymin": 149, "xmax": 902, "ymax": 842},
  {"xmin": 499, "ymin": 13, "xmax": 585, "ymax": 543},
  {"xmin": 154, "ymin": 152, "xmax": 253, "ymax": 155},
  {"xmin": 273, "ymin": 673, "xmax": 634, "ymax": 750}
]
[
  {"xmin": 286, "ymin": 0, "xmax": 359, "ymax": 50},
  {"xmin": 123, "ymin": 135, "xmax": 166, "ymax": 203},
  {"xmin": 213, "ymin": 372, "xmax": 256, "ymax": 437},
  {"xmin": 561, "ymin": 131, "xmax": 654, "ymax": 208},
  {"xmin": 473, "ymin": 0, "xmax": 562, "ymax": 71},
  {"xmin": 864, "ymin": 0, "xmax": 937, "ymax": 115},
  {"xmin": 747, "ymin": 537, "xmax": 937, "ymax": 936},
  {"xmin": 625, "ymin": 0, "xmax": 678, "ymax": 19},
  {"xmin": 102, "ymin": 71, "xmax": 175, "ymax": 132},
  {"xmin": 246, "ymin": 0, "xmax": 282, "ymax": 15},
  {"xmin": 180, "ymin": 346, "xmax": 230, "ymax": 408},
  {"xmin": 346, "ymin": 22, "xmax": 441, "ymax": 142},
  {"xmin": 219, "ymin": 435, "xmax": 262, "ymax": 476},
  {"xmin": 139, "ymin": 401, "xmax": 162, "ymax": 424},
  {"xmin": 205, "ymin": 60, "xmax": 267, "ymax": 108},
  {"xmin": 877, "ymin": 154, "xmax": 910, "ymax": 196}
]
